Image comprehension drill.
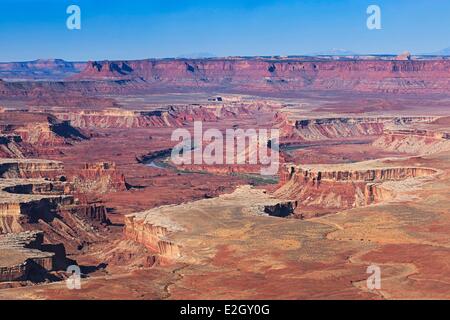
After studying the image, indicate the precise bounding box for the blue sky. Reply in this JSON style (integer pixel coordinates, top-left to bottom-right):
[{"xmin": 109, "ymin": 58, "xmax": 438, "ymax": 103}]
[{"xmin": 0, "ymin": 0, "xmax": 449, "ymax": 61}]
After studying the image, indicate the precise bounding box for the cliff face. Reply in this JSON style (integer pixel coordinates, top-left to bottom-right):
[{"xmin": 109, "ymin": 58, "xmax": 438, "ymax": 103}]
[
  {"xmin": 0, "ymin": 135, "xmax": 25, "ymax": 158},
  {"xmin": 123, "ymin": 186, "xmax": 300, "ymax": 266},
  {"xmin": 69, "ymin": 58, "xmax": 450, "ymax": 94},
  {"xmin": 4, "ymin": 58, "xmax": 450, "ymax": 99},
  {"xmin": 0, "ymin": 111, "xmax": 87, "ymax": 156},
  {"xmin": 0, "ymin": 59, "xmax": 85, "ymax": 81},
  {"xmin": 56, "ymin": 104, "xmax": 269, "ymax": 129},
  {"xmin": 124, "ymin": 215, "xmax": 181, "ymax": 264},
  {"xmin": 279, "ymin": 116, "xmax": 437, "ymax": 141},
  {"xmin": 0, "ymin": 231, "xmax": 60, "ymax": 282},
  {"xmin": 57, "ymin": 106, "xmax": 218, "ymax": 129},
  {"xmin": 0, "ymin": 159, "xmax": 64, "ymax": 179},
  {"xmin": 3, "ymin": 58, "xmax": 450, "ymax": 97},
  {"xmin": 276, "ymin": 164, "xmax": 437, "ymax": 211},
  {"xmin": 0, "ymin": 158, "xmax": 106, "ymax": 253},
  {"xmin": 61, "ymin": 203, "xmax": 110, "ymax": 225},
  {"xmin": 373, "ymin": 129, "xmax": 450, "ymax": 155},
  {"xmin": 280, "ymin": 166, "xmax": 437, "ymax": 184},
  {"xmin": 69, "ymin": 162, "xmax": 127, "ymax": 194}
]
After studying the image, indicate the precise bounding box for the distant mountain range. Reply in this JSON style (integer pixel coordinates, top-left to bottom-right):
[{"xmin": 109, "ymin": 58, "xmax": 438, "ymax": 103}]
[
  {"xmin": 310, "ymin": 49, "xmax": 359, "ymax": 56},
  {"xmin": 176, "ymin": 52, "xmax": 217, "ymax": 59},
  {"xmin": 2, "ymin": 49, "xmax": 450, "ymax": 82},
  {"xmin": 311, "ymin": 47, "xmax": 450, "ymax": 57},
  {"xmin": 426, "ymin": 47, "xmax": 450, "ymax": 56},
  {"xmin": 0, "ymin": 59, "xmax": 85, "ymax": 81}
]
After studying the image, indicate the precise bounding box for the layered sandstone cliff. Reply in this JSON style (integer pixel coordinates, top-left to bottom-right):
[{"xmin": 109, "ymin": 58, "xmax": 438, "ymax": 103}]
[
  {"xmin": 69, "ymin": 58, "xmax": 450, "ymax": 94},
  {"xmin": 0, "ymin": 158, "xmax": 64, "ymax": 179},
  {"xmin": 0, "ymin": 135, "xmax": 25, "ymax": 158},
  {"xmin": 55, "ymin": 103, "xmax": 273, "ymax": 129},
  {"xmin": 69, "ymin": 162, "xmax": 127, "ymax": 194},
  {"xmin": 276, "ymin": 162, "xmax": 437, "ymax": 212},
  {"xmin": 0, "ymin": 231, "xmax": 60, "ymax": 282},
  {"xmin": 123, "ymin": 186, "xmax": 299, "ymax": 267},
  {"xmin": 124, "ymin": 209, "xmax": 182, "ymax": 264},
  {"xmin": 280, "ymin": 165, "xmax": 437, "ymax": 183},
  {"xmin": 373, "ymin": 129, "xmax": 450, "ymax": 155},
  {"xmin": 278, "ymin": 116, "xmax": 437, "ymax": 141},
  {"xmin": 3, "ymin": 58, "xmax": 450, "ymax": 97},
  {"xmin": 0, "ymin": 110, "xmax": 87, "ymax": 156},
  {"xmin": 0, "ymin": 158, "xmax": 107, "ymax": 252}
]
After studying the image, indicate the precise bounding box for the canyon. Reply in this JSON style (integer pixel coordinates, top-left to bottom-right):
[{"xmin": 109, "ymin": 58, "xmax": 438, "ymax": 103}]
[{"xmin": 0, "ymin": 55, "xmax": 449, "ymax": 299}]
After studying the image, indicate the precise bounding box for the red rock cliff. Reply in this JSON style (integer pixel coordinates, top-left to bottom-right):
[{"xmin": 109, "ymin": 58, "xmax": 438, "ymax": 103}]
[{"xmin": 71, "ymin": 58, "xmax": 450, "ymax": 94}]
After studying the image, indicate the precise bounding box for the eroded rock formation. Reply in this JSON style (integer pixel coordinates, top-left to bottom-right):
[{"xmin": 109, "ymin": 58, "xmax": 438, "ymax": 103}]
[
  {"xmin": 124, "ymin": 186, "xmax": 296, "ymax": 264},
  {"xmin": 68, "ymin": 58, "xmax": 450, "ymax": 94},
  {"xmin": 0, "ymin": 231, "xmax": 65, "ymax": 282},
  {"xmin": 276, "ymin": 162, "xmax": 437, "ymax": 212},
  {"xmin": 278, "ymin": 116, "xmax": 437, "ymax": 141},
  {"xmin": 0, "ymin": 158, "xmax": 64, "ymax": 179},
  {"xmin": 69, "ymin": 162, "xmax": 127, "ymax": 194},
  {"xmin": 55, "ymin": 103, "xmax": 274, "ymax": 129},
  {"xmin": 373, "ymin": 129, "xmax": 450, "ymax": 155},
  {"xmin": 0, "ymin": 158, "xmax": 108, "ymax": 253},
  {"xmin": 0, "ymin": 110, "xmax": 87, "ymax": 156},
  {"xmin": 3, "ymin": 57, "xmax": 450, "ymax": 101},
  {"xmin": 124, "ymin": 210, "xmax": 182, "ymax": 265}
]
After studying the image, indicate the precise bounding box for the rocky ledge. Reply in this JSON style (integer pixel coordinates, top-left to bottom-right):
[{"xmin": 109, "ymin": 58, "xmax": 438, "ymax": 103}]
[
  {"xmin": 276, "ymin": 160, "xmax": 438, "ymax": 213},
  {"xmin": 0, "ymin": 231, "xmax": 61, "ymax": 282},
  {"xmin": 124, "ymin": 186, "xmax": 297, "ymax": 265}
]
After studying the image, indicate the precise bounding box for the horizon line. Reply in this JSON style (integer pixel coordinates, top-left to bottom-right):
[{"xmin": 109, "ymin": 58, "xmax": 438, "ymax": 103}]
[{"xmin": 2, "ymin": 53, "xmax": 450, "ymax": 64}]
